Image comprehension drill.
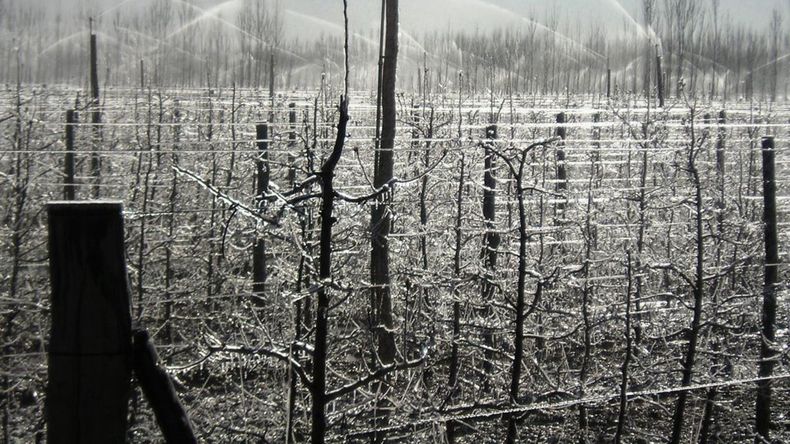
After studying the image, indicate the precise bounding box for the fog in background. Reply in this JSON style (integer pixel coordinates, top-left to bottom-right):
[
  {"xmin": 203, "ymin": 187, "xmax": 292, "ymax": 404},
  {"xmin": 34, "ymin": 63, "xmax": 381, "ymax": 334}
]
[{"xmin": 2, "ymin": 0, "xmax": 789, "ymax": 95}]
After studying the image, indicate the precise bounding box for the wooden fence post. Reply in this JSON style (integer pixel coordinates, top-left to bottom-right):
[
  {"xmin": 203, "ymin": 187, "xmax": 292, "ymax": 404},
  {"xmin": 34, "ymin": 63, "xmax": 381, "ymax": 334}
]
[
  {"xmin": 656, "ymin": 46, "xmax": 665, "ymax": 108},
  {"xmin": 480, "ymin": 124, "xmax": 498, "ymax": 387},
  {"xmin": 89, "ymin": 26, "xmax": 99, "ymax": 106},
  {"xmin": 89, "ymin": 21, "xmax": 102, "ymax": 198},
  {"xmin": 253, "ymin": 123, "xmax": 269, "ymax": 300},
  {"xmin": 288, "ymin": 103, "xmax": 297, "ymax": 188},
  {"xmin": 606, "ymin": 68, "xmax": 612, "ymax": 100},
  {"xmin": 592, "ymin": 112, "xmax": 602, "ymax": 177},
  {"xmin": 716, "ymin": 111, "xmax": 727, "ymax": 226},
  {"xmin": 64, "ymin": 110, "xmax": 77, "ymax": 200},
  {"xmin": 716, "ymin": 111, "xmax": 726, "ymax": 177},
  {"xmin": 46, "ymin": 201, "xmax": 131, "ymax": 443},
  {"xmin": 756, "ymin": 136, "xmax": 779, "ymax": 441},
  {"xmin": 556, "ymin": 112, "xmax": 568, "ymax": 215}
]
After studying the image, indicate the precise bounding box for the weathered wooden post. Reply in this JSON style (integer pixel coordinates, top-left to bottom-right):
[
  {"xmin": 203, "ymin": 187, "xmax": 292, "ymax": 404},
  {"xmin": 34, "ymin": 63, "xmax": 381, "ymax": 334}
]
[
  {"xmin": 480, "ymin": 124, "xmax": 498, "ymax": 387},
  {"xmin": 64, "ymin": 110, "xmax": 77, "ymax": 200},
  {"xmin": 89, "ymin": 19, "xmax": 102, "ymax": 198},
  {"xmin": 47, "ymin": 201, "xmax": 131, "ymax": 443},
  {"xmin": 132, "ymin": 330, "xmax": 196, "ymax": 443},
  {"xmin": 756, "ymin": 136, "xmax": 779, "ymax": 441},
  {"xmin": 556, "ymin": 112, "xmax": 568, "ymax": 215},
  {"xmin": 591, "ymin": 112, "xmax": 602, "ymax": 248},
  {"xmin": 253, "ymin": 123, "xmax": 269, "ymax": 301},
  {"xmin": 90, "ymin": 23, "xmax": 99, "ymax": 107},
  {"xmin": 704, "ymin": 113, "xmax": 713, "ymax": 164},
  {"xmin": 716, "ymin": 111, "xmax": 726, "ymax": 177},
  {"xmin": 606, "ymin": 68, "xmax": 612, "ymax": 100},
  {"xmin": 592, "ymin": 112, "xmax": 602, "ymax": 168},
  {"xmin": 288, "ymin": 102, "xmax": 297, "ymax": 188},
  {"xmin": 656, "ymin": 45, "xmax": 665, "ymax": 108},
  {"xmin": 716, "ymin": 111, "xmax": 727, "ymax": 227}
]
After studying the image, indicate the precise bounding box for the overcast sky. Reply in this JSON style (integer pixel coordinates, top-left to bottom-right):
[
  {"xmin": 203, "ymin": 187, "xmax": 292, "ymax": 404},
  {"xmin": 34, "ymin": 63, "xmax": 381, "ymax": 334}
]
[
  {"xmin": 282, "ymin": 0, "xmax": 787, "ymax": 31},
  {"xmin": 243, "ymin": 0, "xmax": 788, "ymax": 42},
  {"xmin": 23, "ymin": 0, "xmax": 790, "ymax": 41}
]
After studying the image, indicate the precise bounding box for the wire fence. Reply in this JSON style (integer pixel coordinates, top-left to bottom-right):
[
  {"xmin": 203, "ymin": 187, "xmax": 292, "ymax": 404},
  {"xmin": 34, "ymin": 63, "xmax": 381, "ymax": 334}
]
[{"xmin": 1, "ymin": 85, "xmax": 789, "ymax": 441}]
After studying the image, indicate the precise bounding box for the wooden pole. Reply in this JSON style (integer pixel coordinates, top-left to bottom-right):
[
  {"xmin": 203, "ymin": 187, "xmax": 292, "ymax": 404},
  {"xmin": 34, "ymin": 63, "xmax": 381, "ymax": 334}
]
[
  {"xmin": 253, "ymin": 123, "xmax": 269, "ymax": 301},
  {"xmin": 480, "ymin": 123, "xmax": 498, "ymax": 388},
  {"xmin": 606, "ymin": 68, "xmax": 612, "ymax": 100},
  {"xmin": 64, "ymin": 110, "xmax": 77, "ymax": 200},
  {"xmin": 756, "ymin": 136, "xmax": 779, "ymax": 441},
  {"xmin": 716, "ymin": 111, "xmax": 726, "ymax": 177},
  {"xmin": 46, "ymin": 201, "xmax": 131, "ymax": 444},
  {"xmin": 288, "ymin": 103, "xmax": 297, "ymax": 188},
  {"xmin": 556, "ymin": 112, "xmax": 568, "ymax": 215},
  {"xmin": 89, "ymin": 24, "xmax": 102, "ymax": 198},
  {"xmin": 716, "ymin": 111, "xmax": 727, "ymax": 229},
  {"xmin": 132, "ymin": 330, "xmax": 196, "ymax": 443},
  {"xmin": 90, "ymin": 29, "xmax": 99, "ymax": 105},
  {"xmin": 656, "ymin": 46, "xmax": 665, "ymax": 107},
  {"xmin": 592, "ymin": 112, "xmax": 602, "ymax": 168}
]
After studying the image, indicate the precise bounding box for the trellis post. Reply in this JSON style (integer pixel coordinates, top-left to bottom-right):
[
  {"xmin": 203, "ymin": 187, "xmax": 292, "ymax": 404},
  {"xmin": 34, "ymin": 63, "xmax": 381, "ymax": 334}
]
[{"xmin": 46, "ymin": 201, "xmax": 131, "ymax": 443}]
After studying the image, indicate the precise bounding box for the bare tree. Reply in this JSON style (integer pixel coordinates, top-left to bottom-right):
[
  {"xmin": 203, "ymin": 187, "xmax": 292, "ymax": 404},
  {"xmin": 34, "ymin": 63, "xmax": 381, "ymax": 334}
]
[
  {"xmin": 370, "ymin": 0, "xmax": 399, "ymax": 439},
  {"xmin": 710, "ymin": 0, "xmax": 721, "ymax": 98},
  {"xmin": 665, "ymin": 0, "xmax": 699, "ymax": 96},
  {"xmin": 643, "ymin": 0, "xmax": 657, "ymax": 97},
  {"xmin": 669, "ymin": 104, "xmax": 707, "ymax": 444}
]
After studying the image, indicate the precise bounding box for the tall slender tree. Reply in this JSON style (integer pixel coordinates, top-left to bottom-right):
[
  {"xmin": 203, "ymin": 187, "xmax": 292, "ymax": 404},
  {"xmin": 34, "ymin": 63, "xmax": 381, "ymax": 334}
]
[{"xmin": 370, "ymin": 0, "xmax": 399, "ymax": 440}]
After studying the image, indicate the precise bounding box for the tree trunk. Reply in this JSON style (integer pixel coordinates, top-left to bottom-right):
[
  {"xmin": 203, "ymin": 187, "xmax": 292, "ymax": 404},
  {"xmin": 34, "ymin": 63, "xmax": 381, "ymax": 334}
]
[
  {"xmin": 253, "ymin": 124, "xmax": 270, "ymax": 303},
  {"xmin": 669, "ymin": 121, "xmax": 705, "ymax": 444},
  {"xmin": 505, "ymin": 158, "xmax": 530, "ymax": 444},
  {"xmin": 615, "ymin": 251, "xmax": 634, "ymax": 444},
  {"xmin": 370, "ymin": 0, "xmax": 399, "ymax": 439},
  {"xmin": 446, "ymin": 153, "xmax": 465, "ymax": 444},
  {"xmin": 311, "ymin": 97, "xmax": 349, "ymax": 444},
  {"xmin": 756, "ymin": 136, "xmax": 778, "ymax": 441}
]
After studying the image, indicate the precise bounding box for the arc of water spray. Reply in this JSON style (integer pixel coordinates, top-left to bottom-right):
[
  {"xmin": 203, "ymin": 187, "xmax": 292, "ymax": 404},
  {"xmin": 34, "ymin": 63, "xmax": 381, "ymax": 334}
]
[
  {"xmin": 603, "ymin": 0, "xmax": 657, "ymax": 42},
  {"xmin": 749, "ymin": 52, "xmax": 790, "ymax": 75},
  {"xmin": 400, "ymin": 29, "xmax": 428, "ymax": 55},
  {"xmin": 459, "ymin": 0, "xmax": 607, "ymax": 64},
  {"xmin": 96, "ymin": 0, "xmax": 305, "ymax": 62},
  {"xmin": 163, "ymin": 0, "xmax": 307, "ymax": 62},
  {"xmin": 687, "ymin": 51, "xmax": 731, "ymax": 74},
  {"xmin": 403, "ymin": 32, "xmax": 463, "ymax": 72},
  {"xmin": 613, "ymin": 57, "xmax": 639, "ymax": 75},
  {"xmin": 38, "ymin": 31, "xmax": 86, "ymax": 58},
  {"xmin": 285, "ymin": 8, "xmax": 429, "ymax": 68},
  {"xmin": 114, "ymin": 25, "xmax": 208, "ymax": 63},
  {"xmin": 37, "ymin": 29, "xmax": 136, "ymax": 60},
  {"xmin": 165, "ymin": 0, "xmax": 253, "ymax": 41},
  {"xmin": 284, "ymin": 9, "xmax": 381, "ymax": 51},
  {"xmin": 97, "ymin": 0, "xmax": 136, "ymax": 18}
]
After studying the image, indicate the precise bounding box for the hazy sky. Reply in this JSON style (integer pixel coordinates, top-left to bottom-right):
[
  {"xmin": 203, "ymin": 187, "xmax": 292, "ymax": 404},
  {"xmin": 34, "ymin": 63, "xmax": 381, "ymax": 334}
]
[
  {"xmin": 25, "ymin": 0, "xmax": 790, "ymax": 40},
  {"xmin": 280, "ymin": 0, "xmax": 787, "ymax": 30},
  {"xmin": 243, "ymin": 0, "xmax": 788, "ymax": 42}
]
